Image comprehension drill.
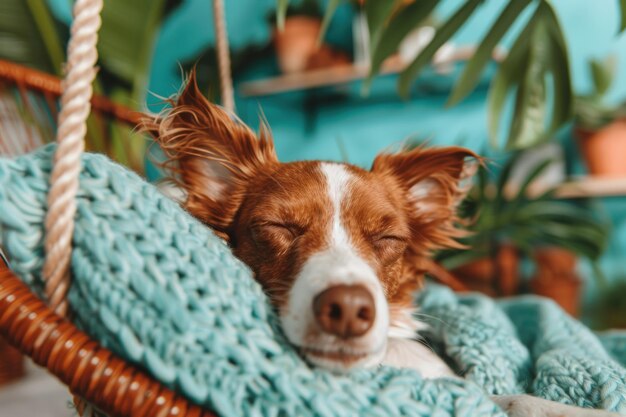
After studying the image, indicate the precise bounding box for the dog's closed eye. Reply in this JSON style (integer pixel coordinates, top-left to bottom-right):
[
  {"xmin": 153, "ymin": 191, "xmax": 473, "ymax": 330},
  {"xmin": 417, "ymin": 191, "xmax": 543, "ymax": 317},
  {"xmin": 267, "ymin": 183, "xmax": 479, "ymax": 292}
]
[
  {"xmin": 250, "ymin": 222, "xmax": 304, "ymax": 248},
  {"xmin": 372, "ymin": 235, "xmax": 408, "ymax": 263}
]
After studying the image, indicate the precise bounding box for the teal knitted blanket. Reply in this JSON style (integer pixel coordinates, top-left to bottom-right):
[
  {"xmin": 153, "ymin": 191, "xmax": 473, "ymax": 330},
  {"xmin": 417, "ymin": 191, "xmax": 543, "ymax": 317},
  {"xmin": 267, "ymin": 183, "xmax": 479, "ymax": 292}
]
[{"xmin": 1, "ymin": 145, "xmax": 626, "ymax": 416}]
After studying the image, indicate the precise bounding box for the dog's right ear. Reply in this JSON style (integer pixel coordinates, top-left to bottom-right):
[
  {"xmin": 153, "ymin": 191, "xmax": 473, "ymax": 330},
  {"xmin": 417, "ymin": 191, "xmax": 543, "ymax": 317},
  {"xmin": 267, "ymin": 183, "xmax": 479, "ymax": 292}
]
[{"xmin": 142, "ymin": 71, "xmax": 278, "ymax": 237}]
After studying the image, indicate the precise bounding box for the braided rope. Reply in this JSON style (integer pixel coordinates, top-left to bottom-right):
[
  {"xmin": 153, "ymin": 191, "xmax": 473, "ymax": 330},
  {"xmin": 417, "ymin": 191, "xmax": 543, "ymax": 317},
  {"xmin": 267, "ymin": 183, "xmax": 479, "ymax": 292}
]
[
  {"xmin": 212, "ymin": 0, "xmax": 235, "ymax": 112},
  {"xmin": 42, "ymin": 0, "xmax": 103, "ymax": 317}
]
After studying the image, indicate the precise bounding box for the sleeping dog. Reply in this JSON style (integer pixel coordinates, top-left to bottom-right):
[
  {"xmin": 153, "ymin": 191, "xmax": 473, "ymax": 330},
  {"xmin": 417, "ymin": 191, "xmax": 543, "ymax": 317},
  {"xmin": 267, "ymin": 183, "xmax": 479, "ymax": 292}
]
[{"xmin": 144, "ymin": 73, "xmax": 620, "ymax": 417}]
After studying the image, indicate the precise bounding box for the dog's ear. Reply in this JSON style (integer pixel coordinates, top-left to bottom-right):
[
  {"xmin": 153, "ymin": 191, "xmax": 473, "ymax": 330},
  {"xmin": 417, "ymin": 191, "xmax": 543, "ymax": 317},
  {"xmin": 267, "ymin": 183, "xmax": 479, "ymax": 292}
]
[
  {"xmin": 372, "ymin": 146, "xmax": 479, "ymax": 252},
  {"xmin": 142, "ymin": 71, "xmax": 278, "ymax": 237}
]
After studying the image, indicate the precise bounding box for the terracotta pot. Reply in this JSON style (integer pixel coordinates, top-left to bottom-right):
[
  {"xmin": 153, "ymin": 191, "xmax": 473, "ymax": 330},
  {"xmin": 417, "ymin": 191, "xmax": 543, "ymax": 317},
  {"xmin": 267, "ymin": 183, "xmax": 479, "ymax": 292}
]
[
  {"xmin": 453, "ymin": 257, "xmax": 495, "ymax": 283},
  {"xmin": 577, "ymin": 120, "xmax": 626, "ymax": 177},
  {"xmin": 530, "ymin": 275, "xmax": 581, "ymax": 317},
  {"xmin": 495, "ymin": 244, "xmax": 520, "ymax": 296},
  {"xmin": 452, "ymin": 245, "xmax": 520, "ymax": 297},
  {"xmin": 273, "ymin": 16, "xmax": 322, "ymax": 74},
  {"xmin": 306, "ymin": 45, "xmax": 351, "ymax": 71},
  {"xmin": 452, "ymin": 257, "xmax": 497, "ymax": 296},
  {"xmin": 530, "ymin": 248, "xmax": 581, "ymax": 316}
]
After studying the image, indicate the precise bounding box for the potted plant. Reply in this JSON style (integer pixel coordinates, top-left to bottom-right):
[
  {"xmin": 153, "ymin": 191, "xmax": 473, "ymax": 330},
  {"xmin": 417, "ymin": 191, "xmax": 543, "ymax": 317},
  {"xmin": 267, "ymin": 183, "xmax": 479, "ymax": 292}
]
[
  {"xmin": 575, "ymin": 56, "xmax": 626, "ymax": 177},
  {"xmin": 276, "ymin": 0, "xmax": 626, "ymax": 151},
  {"xmin": 437, "ymin": 151, "xmax": 608, "ymax": 314},
  {"xmin": 529, "ymin": 247, "xmax": 581, "ymax": 316},
  {"xmin": 270, "ymin": 0, "xmax": 324, "ymax": 74}
]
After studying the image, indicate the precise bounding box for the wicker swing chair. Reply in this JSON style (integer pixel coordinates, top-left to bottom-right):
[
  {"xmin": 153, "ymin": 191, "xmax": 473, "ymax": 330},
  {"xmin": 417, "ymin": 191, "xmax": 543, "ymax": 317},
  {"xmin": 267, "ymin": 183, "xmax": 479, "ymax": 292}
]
[{"xmin": 0, "ymin": 0, "xmax": 231, "ymax": 415}]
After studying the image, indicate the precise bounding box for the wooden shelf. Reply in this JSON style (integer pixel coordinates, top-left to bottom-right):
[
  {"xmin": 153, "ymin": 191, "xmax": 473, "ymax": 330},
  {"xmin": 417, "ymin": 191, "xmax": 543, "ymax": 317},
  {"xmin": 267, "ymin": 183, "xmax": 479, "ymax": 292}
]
[
  {"xmin": 239, "ymin": 46, "xmax": 506, "ymax": 97},
  {"xmin": 555, "ymin": 177, "xmax": 626, "ymax": 198},
  {"xmin": 239, "ymin": 60, "xmax": 398, "ymax": 97},
  {"xmin": 498, "ymin": 176, "xmax": 626, "ymax": 200}
]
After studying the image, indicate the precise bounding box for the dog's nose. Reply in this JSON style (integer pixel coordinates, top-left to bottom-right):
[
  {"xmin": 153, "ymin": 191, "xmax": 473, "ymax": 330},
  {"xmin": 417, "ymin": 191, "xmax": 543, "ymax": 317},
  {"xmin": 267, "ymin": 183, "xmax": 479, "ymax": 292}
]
[{"xmin": 313, "ymin": 284, "xmax": 376, "ymax": 338}]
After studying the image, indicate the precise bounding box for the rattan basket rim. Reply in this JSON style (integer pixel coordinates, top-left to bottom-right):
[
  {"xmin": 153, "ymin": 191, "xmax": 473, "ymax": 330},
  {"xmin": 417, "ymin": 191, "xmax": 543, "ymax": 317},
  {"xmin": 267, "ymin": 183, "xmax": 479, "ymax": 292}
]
[
  {"xmin": 0, "ymin": 260, "xmax": 215, "ymax": 417},
  {"xmin": 0, "ymin": 60, "xmax": 141, "ymax": 127}
]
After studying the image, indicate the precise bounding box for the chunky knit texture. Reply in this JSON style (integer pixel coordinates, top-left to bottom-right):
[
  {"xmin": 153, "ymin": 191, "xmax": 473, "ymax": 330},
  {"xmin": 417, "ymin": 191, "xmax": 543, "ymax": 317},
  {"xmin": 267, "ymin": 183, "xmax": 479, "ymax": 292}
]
[{"xmin": 1, "ymin": 145, "xmax": 626, "ymax": 416}]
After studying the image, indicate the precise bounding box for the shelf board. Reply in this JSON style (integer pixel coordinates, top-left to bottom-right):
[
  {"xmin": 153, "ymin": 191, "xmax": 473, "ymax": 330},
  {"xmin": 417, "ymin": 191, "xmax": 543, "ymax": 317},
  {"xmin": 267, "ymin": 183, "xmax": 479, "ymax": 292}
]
[
  {"xmin": 495, "ymin": 176, "xmax": 626, "ymax": 200},
  {"xmin": 239, "ymin": 59, "xmax": 401, "ymax": 97},
  {"xmin": 555, "ymin": 177, "xmax": 626, "ymax": 198},
  {"xmin": 239, "ymin": 46, "xmax": 506, "ymax": 97}
]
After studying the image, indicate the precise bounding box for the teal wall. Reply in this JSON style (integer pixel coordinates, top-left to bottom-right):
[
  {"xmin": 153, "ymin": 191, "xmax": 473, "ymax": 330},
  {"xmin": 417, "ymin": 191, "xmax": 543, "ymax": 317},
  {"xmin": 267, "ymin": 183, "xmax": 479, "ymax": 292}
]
[
  {"xmin": 146, "ymin": 0, "xmax": 626, "ymax": 167},
  {"xmin": 144, "ymin": 1, "xmax": 626, "ymax": 298},
  {"xmin": 48, "ymin": 0, "xmax": 626, "ymax": 305},
  {"xmin": 48, "ymin": 0, "xmax": 626, "ymax": 164}
]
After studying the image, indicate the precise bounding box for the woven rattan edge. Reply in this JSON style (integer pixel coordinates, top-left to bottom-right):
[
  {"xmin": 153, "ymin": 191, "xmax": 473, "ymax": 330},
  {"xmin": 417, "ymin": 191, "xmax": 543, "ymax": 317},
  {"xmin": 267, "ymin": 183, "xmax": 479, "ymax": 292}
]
[
  {"xmin": 0, "ymin": 60, "xmax": 141, "ymax": 127},
  {"xmin": 0, "ymin": 262, "xmax": 216, "ymax": 417}
]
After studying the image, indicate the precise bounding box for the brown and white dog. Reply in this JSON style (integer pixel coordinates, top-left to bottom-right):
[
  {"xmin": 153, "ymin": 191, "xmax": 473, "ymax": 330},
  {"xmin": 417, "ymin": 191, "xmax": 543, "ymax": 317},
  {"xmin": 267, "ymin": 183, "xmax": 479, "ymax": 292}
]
[{"xmin": 144, "ymin": 74, "xmax": 620, "ymax": 417}]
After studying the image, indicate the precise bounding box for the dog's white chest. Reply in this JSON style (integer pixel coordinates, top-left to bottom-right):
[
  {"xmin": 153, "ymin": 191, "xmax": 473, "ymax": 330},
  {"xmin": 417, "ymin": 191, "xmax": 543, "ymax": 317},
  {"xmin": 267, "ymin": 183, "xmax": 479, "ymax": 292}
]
[{"xmin": 381, "ymin": 338, "xmax": 456, "ymax": 379}]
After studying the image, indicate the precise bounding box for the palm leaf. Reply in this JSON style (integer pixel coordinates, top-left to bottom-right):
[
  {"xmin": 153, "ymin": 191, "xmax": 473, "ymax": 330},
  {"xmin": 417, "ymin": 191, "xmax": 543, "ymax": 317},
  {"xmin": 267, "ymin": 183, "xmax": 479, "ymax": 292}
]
[
  {"xmin": 0, "ymin": 0, "xmax": 63, "ymax": 74},
  {"xmin": 490, "ymin": 3, "xmax": 573, "ymax": 150},
  {"xmin": 510, "ymin": 158, "xmax": 554, "ymax": 201},
  {"xmin": 448, "ymin": 0, "xmax": 532, "ymax": 106},
  {"xmin": 367, "ymin": 0, "xmax": 438, "ymax": 87},
  {"xmin": 589, "ymin": 56, "xmax": 617, "ymax": 96},
  {"xmin": 98, "ymin": 0, "xmax": 175, "ymax": 105},
  {"xmin": 364, "ymin": 0, "xmax": 399, "ymax": 51},
  {"xmin": 398, "ymin": 0, "xmax": 484, "ymax": 98},
  {"xmin": 507, "ymin": 17, "xmax": 551, "ymax": 149},
  {"xmin": 276, "ymin": 0, "xmax": 289, "ymax": 30},
  {"xmin": 542, "ymin": 3, "xmax": 573, "ymax": 135},
  {"xmin": 318, "ymin": 0, "xmax": 343, "ymax": 45},
  {"xmin": 486, "ymin": 11, "xmax": 537, "ymax": 147},
  {"xmin": 512, "ymin": 201, "xmax": 596, "ymax": 222},
  {"xmin": 439, "ymin": 247, "xmax": 490, "ymax": 270},
  {"xmin": 494, "ymin": 152, "xmax": 522, "ymax": 208}
]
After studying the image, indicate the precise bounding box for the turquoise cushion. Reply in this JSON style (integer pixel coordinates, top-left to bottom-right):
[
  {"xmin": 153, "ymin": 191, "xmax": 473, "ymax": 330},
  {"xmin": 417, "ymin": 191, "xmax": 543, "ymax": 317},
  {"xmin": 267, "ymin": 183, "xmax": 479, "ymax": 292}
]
[{"xmin": 1, "ymin": 145, "xmax": 625, "ymax": 416}]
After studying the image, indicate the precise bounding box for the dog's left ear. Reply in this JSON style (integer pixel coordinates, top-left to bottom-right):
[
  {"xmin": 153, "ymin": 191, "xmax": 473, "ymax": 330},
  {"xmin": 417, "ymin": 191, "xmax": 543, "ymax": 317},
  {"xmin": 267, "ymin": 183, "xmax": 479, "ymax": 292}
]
[
  {"xmin": 142, "ymin": 70, "xmax": 278, "ymax": 238},
  {"xmin": 372, "ymin": 146, "xmax": 479, "ymax": 251}
]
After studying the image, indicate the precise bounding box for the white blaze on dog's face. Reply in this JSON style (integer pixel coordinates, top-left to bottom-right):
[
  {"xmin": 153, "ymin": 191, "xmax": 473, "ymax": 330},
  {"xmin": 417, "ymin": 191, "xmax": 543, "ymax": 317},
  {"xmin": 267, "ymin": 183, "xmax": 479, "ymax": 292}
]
[
  {"xmin": 147, "ymin": 72, "xmax": 477, "ymax": 371},
  {"xmin": 278, "ymin": 163, "xmax": 393, "ymax": 369}
]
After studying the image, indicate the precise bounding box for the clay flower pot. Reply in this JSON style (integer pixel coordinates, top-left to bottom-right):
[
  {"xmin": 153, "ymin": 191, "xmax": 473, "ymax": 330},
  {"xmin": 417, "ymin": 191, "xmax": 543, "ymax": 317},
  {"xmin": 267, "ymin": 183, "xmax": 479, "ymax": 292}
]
[
  {"xmin": 453, "ymin": 257, "xmax": 497, "ymax": 296},
  {"xmin": 576, "ymin": 120, "xmax": 626, "ymax": 177},
  {"xmin": 494, "ymin": 244, "xmax": 520, "ymax": 296},
  {"xmin": 452, "ymin": 245, "xmax": 519, "ymax": 297},
  {"xmin": 273, "ymin": 16, "xmax": 322, "ymax": 74},
  {"xmin": 530, "ymin": 248, "xmax": 581, "ymax": 316},
  {"xmin": 453, "ymin": 257, "xmax": 494, "ymax": 282}
]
